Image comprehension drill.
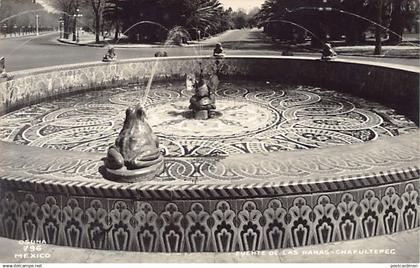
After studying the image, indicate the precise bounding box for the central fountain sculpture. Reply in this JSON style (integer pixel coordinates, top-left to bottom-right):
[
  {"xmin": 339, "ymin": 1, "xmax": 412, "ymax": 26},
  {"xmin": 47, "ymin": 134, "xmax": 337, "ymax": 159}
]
[
  {"xmin": 103, "ymin": 105, "xmax": 164, "ymax": 182},
  {"xmin": 188, "ymin": 44, "xmax": 225, "ymax": 120},
  {"xmin": 188, "ymin": 68, "xmax": 218, "ymax": 120}
]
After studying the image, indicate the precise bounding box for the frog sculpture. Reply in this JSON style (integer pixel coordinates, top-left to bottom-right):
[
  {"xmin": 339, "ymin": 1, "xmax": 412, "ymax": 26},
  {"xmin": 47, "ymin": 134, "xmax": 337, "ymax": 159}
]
[
  {"xmin": 102, "ymin": 47, "xmax": 117, "ymax": 62},
  {"xmin": 321, "ymin": 42, "xmax": 337, "ymax": 61},
  {"xmin": 103, "ymin": 105, "xmax": 164, "ymax": 182},
  {"xmin": 213, "ymin": 43, "xmax": 225, "ymax": 58}
]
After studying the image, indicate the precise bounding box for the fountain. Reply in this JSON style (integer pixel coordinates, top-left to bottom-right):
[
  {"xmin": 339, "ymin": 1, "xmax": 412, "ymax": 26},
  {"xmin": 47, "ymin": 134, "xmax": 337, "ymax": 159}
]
[
  {"xmin": 0, "ymin": 16, "xmax": 418, "ymax": 255},
  {"xmin": 0, "ymin": 54, "xmax": 418, "ymax": 253}
]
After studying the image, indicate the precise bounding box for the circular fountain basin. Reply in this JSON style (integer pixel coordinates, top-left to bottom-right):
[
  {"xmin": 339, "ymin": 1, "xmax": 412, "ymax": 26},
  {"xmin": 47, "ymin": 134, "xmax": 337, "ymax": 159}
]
[
  {"xmin": 0, "ymin": 56, "xmax": 418, "ymax": 253},
  {"xmin": 0, "ymin": 81, "xmax": 417, "ymax": 158}
]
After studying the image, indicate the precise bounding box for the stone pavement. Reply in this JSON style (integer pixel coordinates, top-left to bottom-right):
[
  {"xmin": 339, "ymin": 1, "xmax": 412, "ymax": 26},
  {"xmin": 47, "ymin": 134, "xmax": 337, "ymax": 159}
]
[{"xmin": 0, "ymin": 229, "xmax": 418, "ymax": 263}]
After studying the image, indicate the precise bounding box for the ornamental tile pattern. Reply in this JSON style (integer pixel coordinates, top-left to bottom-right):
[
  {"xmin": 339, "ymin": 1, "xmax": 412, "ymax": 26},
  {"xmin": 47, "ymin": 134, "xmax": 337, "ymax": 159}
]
[
  {"xmin": 0, "ymin": 81, "xmax": 416, "ymax": 157},
  {"xmin": 0, "ymin": 182, "xmax": 418, "ymax": 252}
]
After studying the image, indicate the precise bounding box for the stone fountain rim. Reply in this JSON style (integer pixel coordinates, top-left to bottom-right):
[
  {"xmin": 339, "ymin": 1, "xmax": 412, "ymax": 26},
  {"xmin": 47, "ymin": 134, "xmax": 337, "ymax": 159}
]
[
  {"xmin": 0, "ymin": 131, "xmax": 418, "ymax": 200},
  {"xmin": 7, "ymin": 55, "xmax": 420, "ymax": 78}
]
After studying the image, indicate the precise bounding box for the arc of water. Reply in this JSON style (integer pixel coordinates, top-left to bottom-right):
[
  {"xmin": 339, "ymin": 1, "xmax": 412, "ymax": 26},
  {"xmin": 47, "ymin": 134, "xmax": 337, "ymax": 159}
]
[
  {"xmin": 0, "ymin": 9, "xmax": 46, "ymax": 24},
  {"xmin": 263, "ymin": 11, "xmax": 418, "ymax": 110},
  {"xmin": 284, "ymin": 7, "xmax": 420, "ymax": 48},
  {"xmin": 115, "ymin": 21, "xmax": 170, "ymax": 45},
  {"xmin": 140, "ymin": 26, "xmax": 194, "ymax": 107},
  {"xmin": 261, "ymin": 19, "xmax": 324, "ymax": 43}
]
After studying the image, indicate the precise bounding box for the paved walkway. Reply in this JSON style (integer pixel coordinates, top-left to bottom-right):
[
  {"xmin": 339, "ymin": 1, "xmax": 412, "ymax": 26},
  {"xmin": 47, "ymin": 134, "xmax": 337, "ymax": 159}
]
[{"xmin": 0, "ymin": 229, "xmax": 418, "ymax": 263}]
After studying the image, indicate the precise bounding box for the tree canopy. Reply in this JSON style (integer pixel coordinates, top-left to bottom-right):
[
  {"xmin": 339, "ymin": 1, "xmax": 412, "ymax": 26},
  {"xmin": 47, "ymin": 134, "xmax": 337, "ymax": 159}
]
[
  {"xmin": 104, "ymin": 0, "xmax": 234, "ymax": 42},
  {"xmin": 255, "ymin": 0, "xmax": 419, "ymax": 46}
]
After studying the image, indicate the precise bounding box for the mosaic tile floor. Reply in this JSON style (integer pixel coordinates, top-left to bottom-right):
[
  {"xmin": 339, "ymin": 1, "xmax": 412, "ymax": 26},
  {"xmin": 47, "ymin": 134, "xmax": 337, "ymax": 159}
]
[{"xmin": 0, "ymin": 81, "xmax": 417, "ymax": 157}]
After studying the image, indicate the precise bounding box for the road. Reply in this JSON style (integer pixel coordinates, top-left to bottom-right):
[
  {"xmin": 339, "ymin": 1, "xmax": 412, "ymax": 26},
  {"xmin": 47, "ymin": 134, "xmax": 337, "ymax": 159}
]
[
  {"xmin": 0, "ymin": 33, "xmax": 208, "ymax": 72},
  {"xmin": 0, "ymin": 30, "xmax": 284, "ymax": 72},
  {"xmin": 0, "ymin": 30, "xmax": 418, "ymax": 72}
]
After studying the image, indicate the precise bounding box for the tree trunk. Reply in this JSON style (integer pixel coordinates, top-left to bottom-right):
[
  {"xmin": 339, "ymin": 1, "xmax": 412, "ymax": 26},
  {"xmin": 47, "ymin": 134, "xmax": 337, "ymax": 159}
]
[
  {"xmin": 388, "ymin": 0, "xmax": 404, "ymax": 44},
  {"xmin": 114, "ymin": 21, "xmax": 119, "ymax": 41},
  {"xmin": 374, "ymin": 26, "xmax": 382, "ymax": 55},
  {"xmin": 63, "ymin": 16, "xmax": 70, "ymax": 39},
  {"xmin": 72, "ymin": 16, "xmax": 77, "ymax": 42},
  {"xmin": 95, "ymin": 14, "xmax": 100, "ymax": 43},
  {"xmin": 374, "ymin": 0, "xmax": 383, "ymax": 55}
]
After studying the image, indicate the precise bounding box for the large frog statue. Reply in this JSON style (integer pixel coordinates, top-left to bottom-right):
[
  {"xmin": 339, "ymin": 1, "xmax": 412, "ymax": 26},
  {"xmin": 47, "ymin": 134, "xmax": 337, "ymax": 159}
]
[{"xmin": 103, "ymin": 105, "xmax": 164, "ymax": 182}]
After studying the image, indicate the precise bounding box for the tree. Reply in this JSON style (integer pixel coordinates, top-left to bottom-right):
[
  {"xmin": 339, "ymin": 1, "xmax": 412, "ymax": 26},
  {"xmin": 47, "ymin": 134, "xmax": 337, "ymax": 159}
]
[
  {"xmin": 388, "ymin": 0, "xmax": 419, "ymax": 43},
  {"xmin": 88, "ymin": 0, "xmax": 106, "ymax": 43},
  {"xmin": 255, "ymin": 0, "xmax": 331, "ymax": 46},
  {"xmin": 45, "ymin": 0, "xmax": 76, "ymax": 39},
  {"xmin": 247, "ymin": 7, "xmax": 261, "ymax": 28},
  {"xmin": 103, "ymin": 0, "xmax": 124, "ymax": 40},
  {"xmin": 184, "ymin": 0, "xmax": 224, "ymax": 34},
  {"xmin": 48, "ymin": 0, "xmax": 106, "ymax": 43},
  {"xmin": 106, "ymin": 0, "xmax": 231, "ymax": 43},
  {"xmin": 116, "ymin": 0, "xmax": 168, "ymax": 43},
  {"xmin": 254, "ymin": 0, "xmax": 403, "ymax": 48},
  {"xmin": 231, "ymin": 9, "xmax": 248, "ymax": 29}
]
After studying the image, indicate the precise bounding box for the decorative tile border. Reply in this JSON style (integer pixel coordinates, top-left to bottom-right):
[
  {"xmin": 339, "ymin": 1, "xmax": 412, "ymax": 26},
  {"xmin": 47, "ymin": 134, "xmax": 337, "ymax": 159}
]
[
  {"xmin": 0, "ymin": 128, "xmax": 419, "ymax": 201},
  {"xmin": 0, "ymin": 181, "xmax": 418, "ymax": 252}
]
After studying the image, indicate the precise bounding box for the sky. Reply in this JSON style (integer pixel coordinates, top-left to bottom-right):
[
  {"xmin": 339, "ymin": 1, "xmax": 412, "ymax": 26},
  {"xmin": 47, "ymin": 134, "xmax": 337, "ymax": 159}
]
[
  {"xmin": 36, "ymin": 0, "xmax": 58, "ymax": 13},
  {"xmin": 219, "ymin": 0, "xmax": 265, "ymax": 12}
]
